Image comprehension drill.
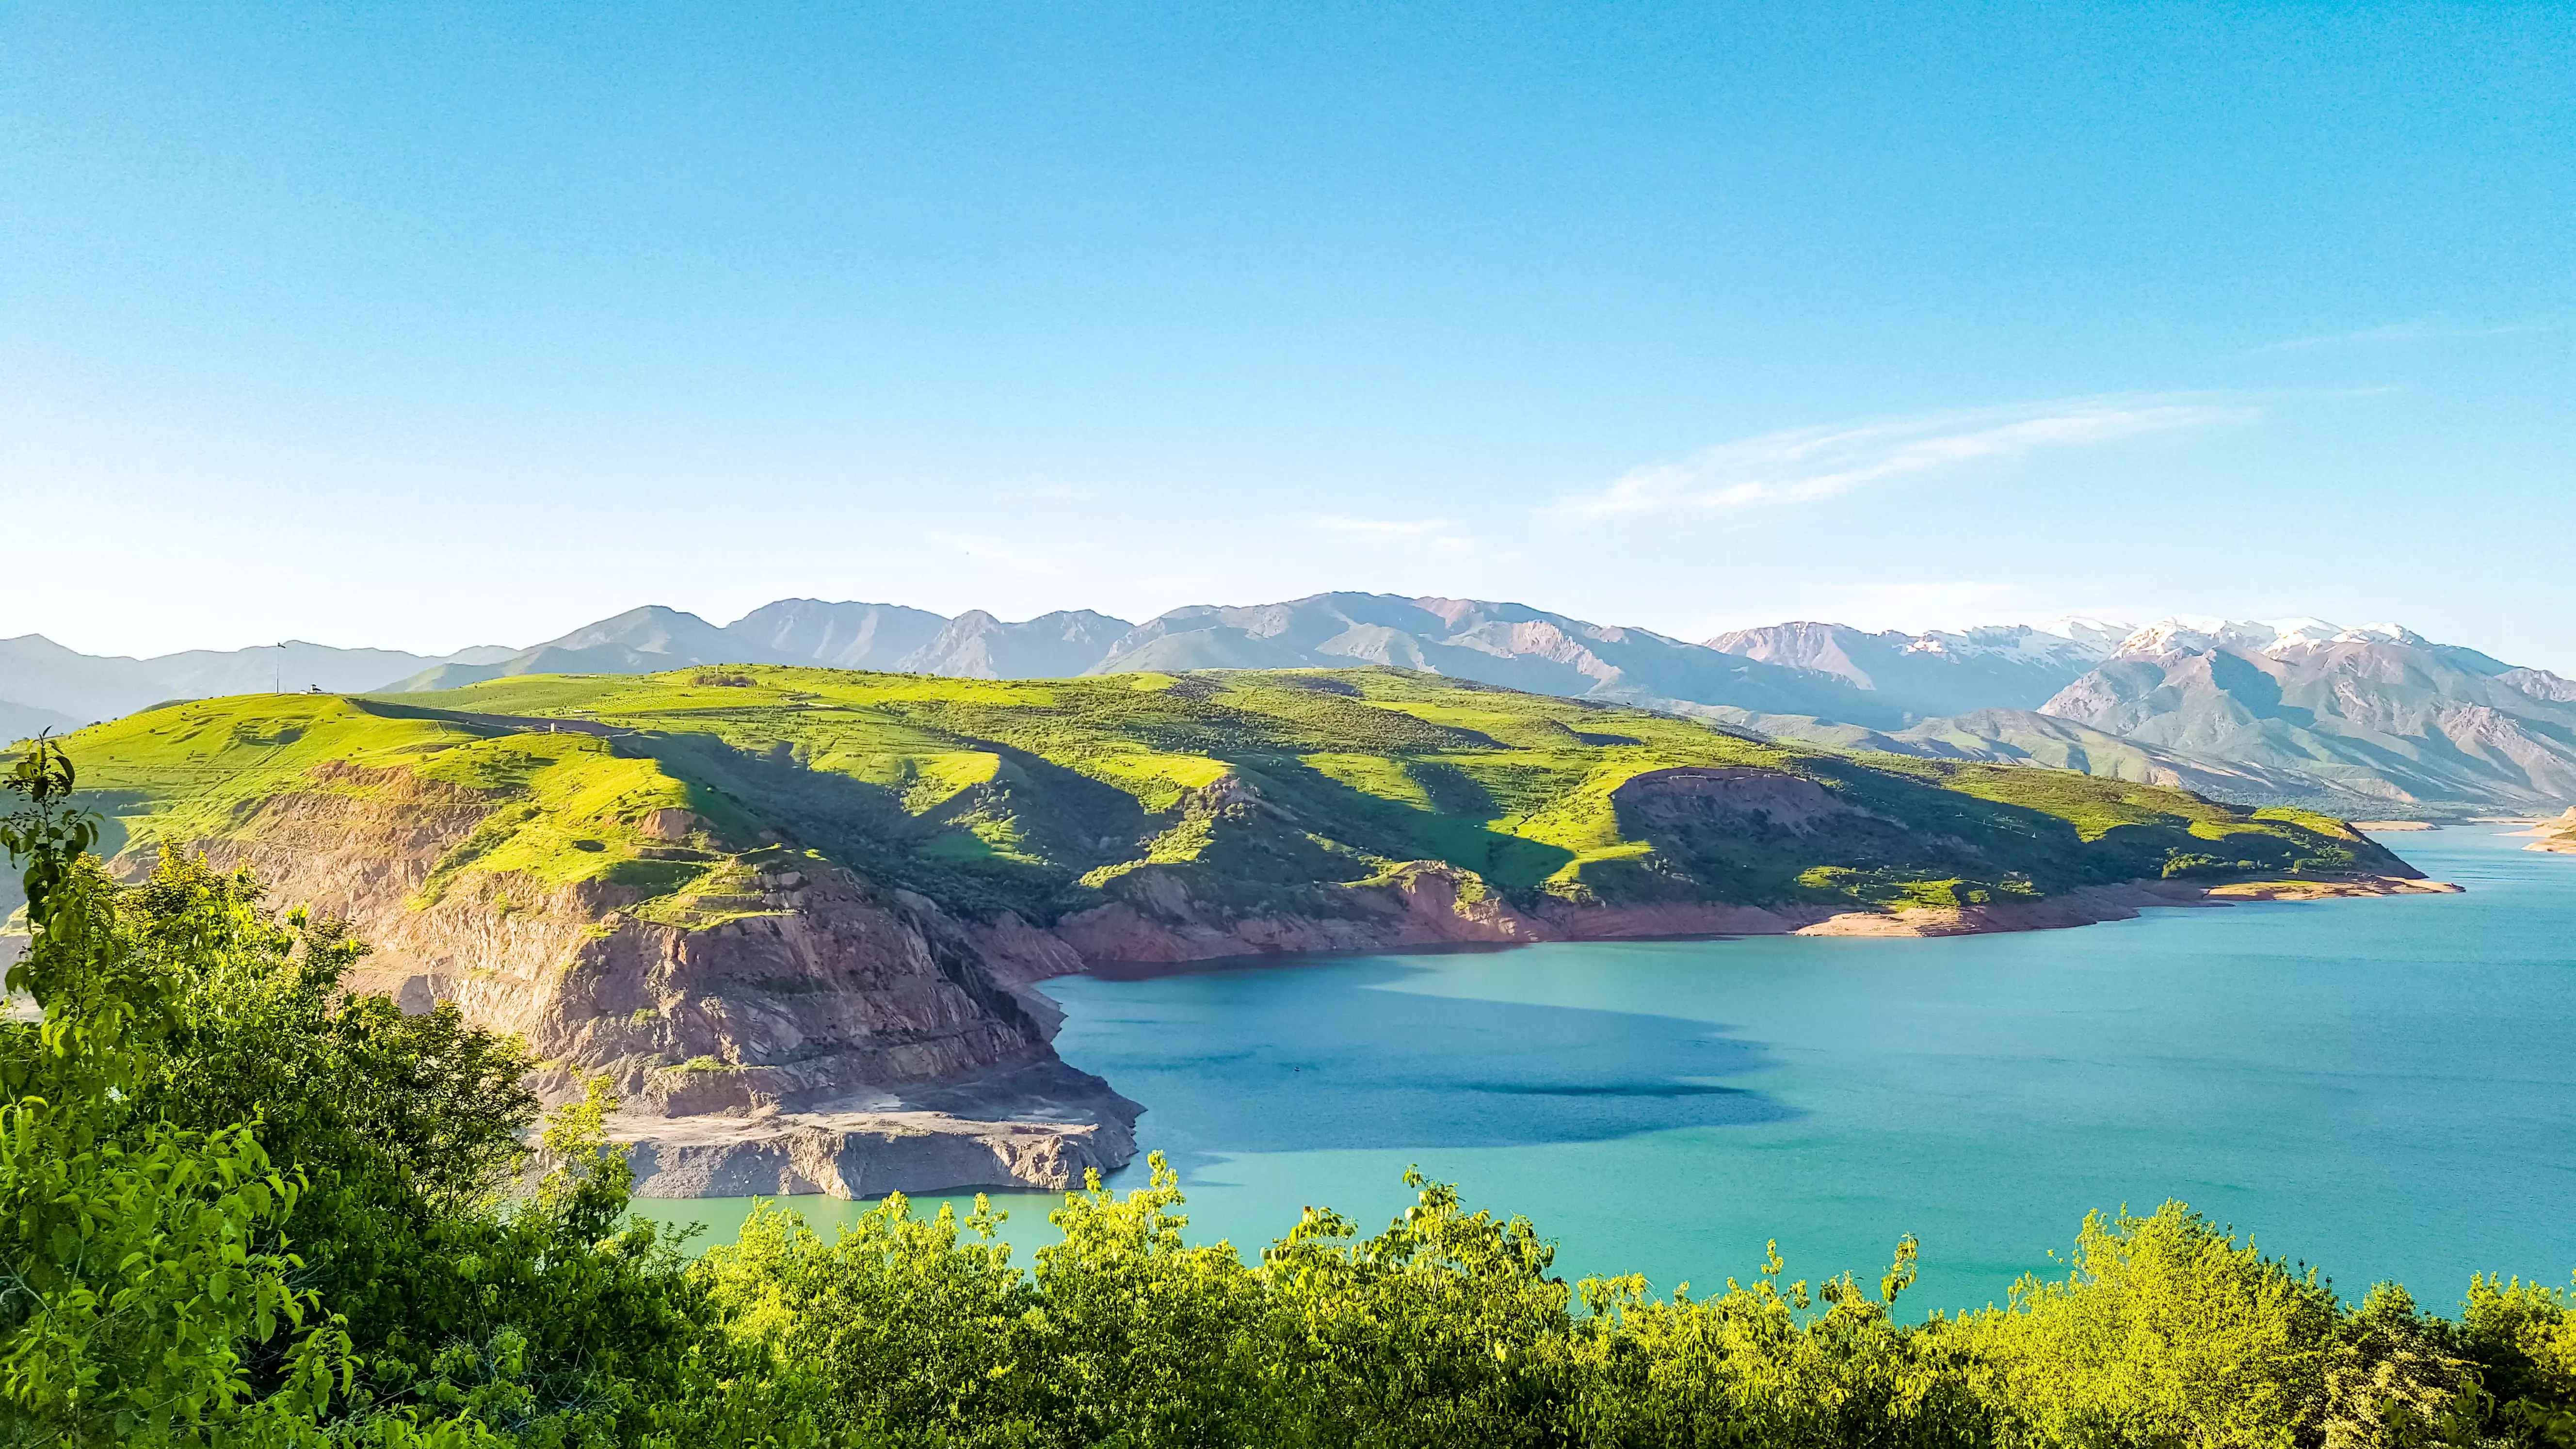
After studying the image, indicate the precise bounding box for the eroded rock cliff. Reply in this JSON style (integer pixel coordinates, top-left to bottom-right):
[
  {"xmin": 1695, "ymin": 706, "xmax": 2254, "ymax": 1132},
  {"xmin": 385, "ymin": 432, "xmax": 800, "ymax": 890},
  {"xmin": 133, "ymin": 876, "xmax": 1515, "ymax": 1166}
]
[{"xmin": 147, "ymin": 768, "xmax": 1139, "ymax": 1199}]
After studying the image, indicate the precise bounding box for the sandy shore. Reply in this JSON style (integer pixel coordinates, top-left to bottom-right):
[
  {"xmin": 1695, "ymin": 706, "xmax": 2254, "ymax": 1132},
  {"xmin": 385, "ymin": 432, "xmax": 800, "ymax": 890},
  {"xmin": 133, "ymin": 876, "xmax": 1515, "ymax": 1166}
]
[
  {"xmin": 2505, "ymin": 810, "xmax": 2576, "ymax": 853},
  {"xmin": 1788, "ymin": 875, "xmax": 2460, "ymax": 938}
]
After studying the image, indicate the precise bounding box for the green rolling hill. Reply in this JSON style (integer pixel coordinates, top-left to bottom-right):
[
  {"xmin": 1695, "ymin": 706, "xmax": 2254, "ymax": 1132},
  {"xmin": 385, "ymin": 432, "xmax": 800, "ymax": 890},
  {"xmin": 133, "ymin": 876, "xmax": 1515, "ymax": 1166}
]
[{"xmin": 28, "ymin": 665, "xmax": 2410, "ymax": 941}]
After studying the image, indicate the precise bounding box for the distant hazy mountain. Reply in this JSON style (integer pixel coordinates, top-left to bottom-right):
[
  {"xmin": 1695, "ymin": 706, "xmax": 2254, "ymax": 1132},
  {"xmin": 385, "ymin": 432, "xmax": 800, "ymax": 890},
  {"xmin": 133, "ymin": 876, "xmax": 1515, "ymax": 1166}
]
[
  {"xmin": 0, "ymin": 633, "xmax": 502, "ymax": 724},
  {"xmin": 2032, "ymin": 621, "xmax": 2576, "ymax": 807},
  {"xmin": 1089, "ymin": 593, "xmax": 1908, "ymax": 725},
  {"xmin": 730, "ymin": 599, "xmax": 950, "ymax": 670},
  {"xmin": 1692, "ymin": 613, "xmax": 2576, "ymax": 809},
  {"xmin": 1704, "ymin": 619, "xmax": 2126, "ymax": 719},
  {"xmin": 384, "ymin": 601, "xmax": 966, "ymax": 691},
  {"xmin": 383, "ymin": 606, "xmax": 729, "ymax": 692},
  {"xmin": 379, "ymin": 592, "xmax": 1905, "ymax": 724},
  {"xmin": 902, "ymin": 610, "xmax": 1134, "ymax": 678},
  {"xmin": 0, "ymin": 699, "xmax": 82, "ymax": 746},
  {"xmin": 381, "ymin": 602, "xmax": 1134, "ymax": 691},
  {"xmin": 1698, "ymin": 705, "xmax": 2373, "ymax": 809}
]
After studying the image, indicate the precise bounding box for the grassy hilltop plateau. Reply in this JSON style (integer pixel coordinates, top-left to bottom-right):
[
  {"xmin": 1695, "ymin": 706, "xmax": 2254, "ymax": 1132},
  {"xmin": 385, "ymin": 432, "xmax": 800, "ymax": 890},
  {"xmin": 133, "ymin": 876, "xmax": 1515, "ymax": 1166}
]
[{"xmin": 43, "ymin": 663, "xmax": 2408, "ymax": 939}]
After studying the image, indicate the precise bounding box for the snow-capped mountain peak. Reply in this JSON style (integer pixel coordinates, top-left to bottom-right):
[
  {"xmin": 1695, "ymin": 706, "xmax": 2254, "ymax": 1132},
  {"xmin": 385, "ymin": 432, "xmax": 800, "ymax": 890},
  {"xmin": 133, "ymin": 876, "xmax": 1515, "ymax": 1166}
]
[
  {"xmin": 2115, "ymin": 617, "xmax": 2278, "ymax": 657},
  {"xmin": 2258, "ymin": 620, "xmax": 2428, "ymax": 654},
  {"xmin": 2110, "ymin": 616, "xmax": 2430, "ymax": 660},
  {"xmin": 2033, "ymin": 616, "xmax": 2137, "ymax": 652},
  {"xmin": 1899, "ymin": 623, "xmax": 2131, "ymax": 666},
  {"xmin": 2261, "ymin": 617, "xmax": 2345, "ymax": 647},
  {"xmin": 2333, "ymin": 622, "xmax": 2426, "ymax": 646}
]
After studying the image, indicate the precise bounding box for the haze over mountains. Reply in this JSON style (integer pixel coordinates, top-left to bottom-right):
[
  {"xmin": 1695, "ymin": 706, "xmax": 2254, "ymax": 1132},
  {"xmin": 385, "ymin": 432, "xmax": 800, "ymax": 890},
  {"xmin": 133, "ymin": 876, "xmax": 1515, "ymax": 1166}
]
[
  {"xmin": 8, "ymin": 596, "xmax": 2573, "ymax": 812},
  {"xmin": 0, "ymin": 633, "xmax": 517, "ymax": 739}
]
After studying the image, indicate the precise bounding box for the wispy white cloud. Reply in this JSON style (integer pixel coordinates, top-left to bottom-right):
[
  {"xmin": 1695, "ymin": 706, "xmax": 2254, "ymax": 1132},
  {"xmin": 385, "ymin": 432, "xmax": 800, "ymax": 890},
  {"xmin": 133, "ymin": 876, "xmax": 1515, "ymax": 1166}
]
[
  {"xmin": 1551, "ymin": 393, "xmax": 2257, "ymax": 523},
  {"xmin": 1309, "ymin": 515, "xmax": 1479, "ymax": 555},
  {"xmin": 2242, "ymin": 321, "xmax": 2545, "ymax": 356}
]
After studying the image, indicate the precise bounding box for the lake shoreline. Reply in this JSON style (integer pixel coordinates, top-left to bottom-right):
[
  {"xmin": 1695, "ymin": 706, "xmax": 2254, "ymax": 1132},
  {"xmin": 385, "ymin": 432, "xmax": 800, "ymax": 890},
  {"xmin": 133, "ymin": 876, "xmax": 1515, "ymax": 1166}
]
[
  {"xmin": 601, "ymin": 869, "xmax": 2460, "ymax": 1203},
  {"xmin": 1052, "ymin": 870, "xmax": 2462, "ymax": 973},
  {"xmin": 1003, "ymin": 826, "xmax": 2569, "ymax": 1311},
  {"xmin": 634, "ymin": 829, "xmax": 2563, "ymax": 1320}
]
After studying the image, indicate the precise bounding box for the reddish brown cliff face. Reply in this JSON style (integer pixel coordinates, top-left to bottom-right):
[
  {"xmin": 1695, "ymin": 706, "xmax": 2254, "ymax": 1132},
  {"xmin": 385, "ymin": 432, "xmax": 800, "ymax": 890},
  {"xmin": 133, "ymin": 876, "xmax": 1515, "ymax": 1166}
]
[{"xmin": 144, "ymin": 775, "xmax": 1139, "ymax": 1198}]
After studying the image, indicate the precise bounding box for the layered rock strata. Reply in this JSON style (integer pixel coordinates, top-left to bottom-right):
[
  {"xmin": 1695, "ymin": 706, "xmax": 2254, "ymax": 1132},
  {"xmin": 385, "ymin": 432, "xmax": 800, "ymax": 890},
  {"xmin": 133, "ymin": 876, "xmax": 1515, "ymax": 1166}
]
[{"xmin": 148, "ymin": 773, "xmax": 1139, "ymax": 1200}]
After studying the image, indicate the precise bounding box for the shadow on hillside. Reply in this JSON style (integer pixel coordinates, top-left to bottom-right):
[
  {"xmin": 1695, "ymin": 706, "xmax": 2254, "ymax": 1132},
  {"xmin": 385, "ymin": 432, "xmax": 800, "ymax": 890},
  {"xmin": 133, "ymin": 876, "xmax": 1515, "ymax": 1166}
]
[
  {"xmin": 1041, "ymin": 957, "xmax": 1789, "ymax": 1174},
  {"xmin": 2209, "ymin": 650, "xmax": 2318, "ymax": 727},
  {"xmin": 1233, "ymin": 753, "xmax": 1579, "ymax": 888}
]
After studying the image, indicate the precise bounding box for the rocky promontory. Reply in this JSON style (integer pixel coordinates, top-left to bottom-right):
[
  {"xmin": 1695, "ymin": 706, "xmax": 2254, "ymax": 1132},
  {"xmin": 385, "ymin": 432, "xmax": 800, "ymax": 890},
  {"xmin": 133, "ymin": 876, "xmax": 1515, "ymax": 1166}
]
[{"xmin": 158, "ymin": 774, "xmax": 1140, "ymax": 1200}]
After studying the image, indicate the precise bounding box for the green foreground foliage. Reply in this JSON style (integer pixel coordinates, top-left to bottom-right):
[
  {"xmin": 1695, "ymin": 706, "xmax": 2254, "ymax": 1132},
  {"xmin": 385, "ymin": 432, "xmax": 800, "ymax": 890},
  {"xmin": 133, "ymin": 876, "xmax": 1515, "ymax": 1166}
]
[{"xmin": 5, "ymin": 741, "xmax": 2573, "ymax": 1447}]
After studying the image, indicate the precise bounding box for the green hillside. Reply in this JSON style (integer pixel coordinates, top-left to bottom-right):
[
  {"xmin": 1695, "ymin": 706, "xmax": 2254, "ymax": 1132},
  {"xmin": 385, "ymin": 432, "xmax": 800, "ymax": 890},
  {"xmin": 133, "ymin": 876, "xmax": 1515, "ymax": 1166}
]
[{"xmin": 34, "ymin": 665, "xmax": 2400, "ymax": 931}]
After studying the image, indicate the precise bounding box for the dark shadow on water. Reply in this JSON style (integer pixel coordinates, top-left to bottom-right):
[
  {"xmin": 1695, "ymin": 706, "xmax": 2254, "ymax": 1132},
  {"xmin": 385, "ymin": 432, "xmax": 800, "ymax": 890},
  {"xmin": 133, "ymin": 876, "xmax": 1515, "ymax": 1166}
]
[
  {"xmin": 1043, "ymin": 957, "xmax": 1794, "ymax": 1177},
  {"xmin": 1084, "ymin": 937, "xmax": 1536, "ymax": 981}
]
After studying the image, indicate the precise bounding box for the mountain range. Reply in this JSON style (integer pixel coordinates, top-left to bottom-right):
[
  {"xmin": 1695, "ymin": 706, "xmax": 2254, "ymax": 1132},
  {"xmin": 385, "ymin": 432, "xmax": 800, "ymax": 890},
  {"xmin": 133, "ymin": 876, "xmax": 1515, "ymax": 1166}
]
[
  {"xmin": 0, "ymin": 633, "xmax": 517, "ymax": 730},
  {"xmin": 9, "ymin": 597, "xmax": 2573, "ymax": 812}
]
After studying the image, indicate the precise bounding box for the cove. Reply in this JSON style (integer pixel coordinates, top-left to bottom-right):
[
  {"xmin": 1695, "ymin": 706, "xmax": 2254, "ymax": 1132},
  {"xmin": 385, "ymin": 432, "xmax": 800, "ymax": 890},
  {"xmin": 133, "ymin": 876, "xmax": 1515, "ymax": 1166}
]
[{"xmin": 635, "ymin": 827, "xmax": 2576, "ymax": 1316}]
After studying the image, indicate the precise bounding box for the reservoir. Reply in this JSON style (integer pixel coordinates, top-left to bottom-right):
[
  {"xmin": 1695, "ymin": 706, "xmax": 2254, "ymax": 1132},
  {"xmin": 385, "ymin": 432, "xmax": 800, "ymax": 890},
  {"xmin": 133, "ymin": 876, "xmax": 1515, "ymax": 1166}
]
[{"xmin": 638, "ymin": 826, "xmax": 2576, "ymax": 1314}]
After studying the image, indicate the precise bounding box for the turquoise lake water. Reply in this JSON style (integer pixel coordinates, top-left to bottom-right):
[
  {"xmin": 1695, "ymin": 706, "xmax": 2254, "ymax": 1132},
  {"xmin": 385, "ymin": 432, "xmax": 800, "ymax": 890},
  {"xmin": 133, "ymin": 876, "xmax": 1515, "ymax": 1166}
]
[{"xmin": 633, "ymin": 826, "xmax": 2576, "ymax": 1316}]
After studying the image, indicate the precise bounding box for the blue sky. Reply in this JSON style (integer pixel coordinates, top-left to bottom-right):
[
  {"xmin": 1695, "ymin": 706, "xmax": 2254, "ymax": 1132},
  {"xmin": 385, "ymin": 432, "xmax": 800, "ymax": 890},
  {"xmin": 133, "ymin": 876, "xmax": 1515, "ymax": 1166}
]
[{"xmin": 5, "ymin": 2, "xmax": 2570, "ymax": 665}]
